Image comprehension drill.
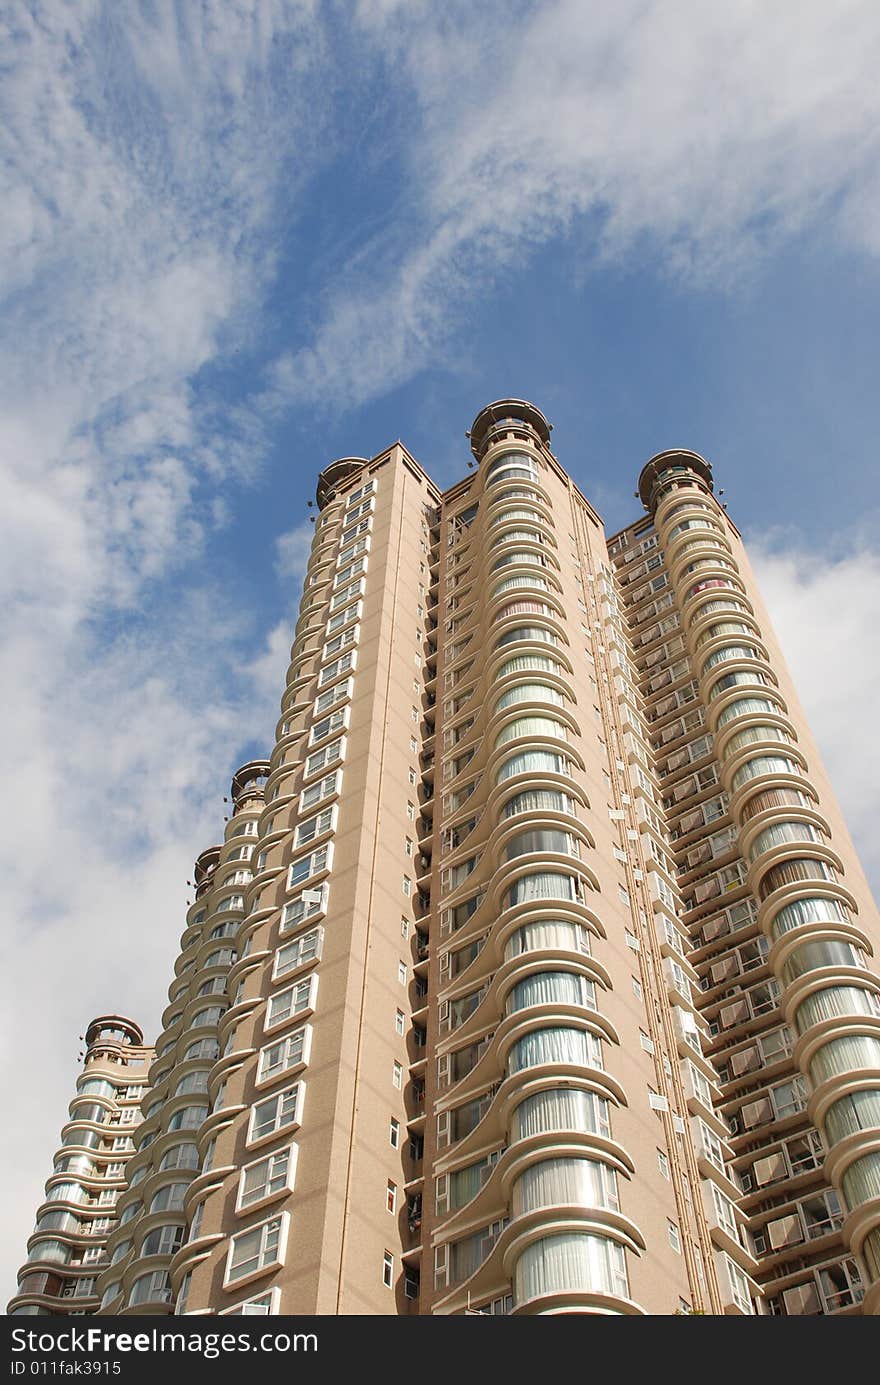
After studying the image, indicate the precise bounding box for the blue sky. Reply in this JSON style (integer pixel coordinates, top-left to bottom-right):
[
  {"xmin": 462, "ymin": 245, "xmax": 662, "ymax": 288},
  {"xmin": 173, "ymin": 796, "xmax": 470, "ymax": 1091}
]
[{"xmin": 3, "ymin": 0, "xmax": 880, "ymax": 1293}]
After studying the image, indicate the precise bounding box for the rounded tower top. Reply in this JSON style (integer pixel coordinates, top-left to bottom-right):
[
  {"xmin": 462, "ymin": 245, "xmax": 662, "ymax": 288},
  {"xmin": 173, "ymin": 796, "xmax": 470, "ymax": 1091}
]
[
  {"xmin": 231, "ymin": 759, "xmax": 271, "ymax": 804},
  {"xmin": 468, "ymin": 399, "xmax": 552, "ymax": 461},
  {"xmin": 194, "ymin": 844, "xmax": 222, "ymax": 888},
  {"xmin": 316, "ymin": 457, "xmax": 370, "ymax": 509},
  {"xmin": 85, "ymin": 1015, "xmax": 144, "ymax": 1048},
  {"xmin": 637, "ymin": 448, "xmax": 714, "ymax": 512}
]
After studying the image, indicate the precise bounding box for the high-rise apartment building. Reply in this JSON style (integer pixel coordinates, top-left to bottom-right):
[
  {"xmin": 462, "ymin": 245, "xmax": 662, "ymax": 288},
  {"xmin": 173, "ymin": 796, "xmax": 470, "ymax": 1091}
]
[
  {"xmin": 9, "ymin": 400, "xmax": 880, "ymax": 1317},
  {"xmin": 9, "ymin": 1017, "xmax": 154, "ymax": 1314}
]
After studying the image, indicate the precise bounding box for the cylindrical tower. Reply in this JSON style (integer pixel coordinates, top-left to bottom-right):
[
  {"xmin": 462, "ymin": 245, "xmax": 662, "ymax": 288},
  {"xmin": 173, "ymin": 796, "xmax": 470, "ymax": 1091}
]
[
  {"xmin": 640, "ymin": 448, "xmax": 880, "ymax": 1313},
  {"xmin": 96, "ymin": 764, "xmax": 269, "ymax": 1314},
  {"xmin": 8, "ymin": 1017, "xmax": 153, "ymax": 1316},
  {"xmin": 422, "ymin": 402, "xmax": 718, "ymax": 1314}
]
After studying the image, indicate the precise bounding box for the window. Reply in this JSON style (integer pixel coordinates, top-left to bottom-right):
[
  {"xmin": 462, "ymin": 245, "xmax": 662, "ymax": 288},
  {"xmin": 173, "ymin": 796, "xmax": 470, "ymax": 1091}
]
[
  {"xmin": 398, "ymin": 962, "xmax": 407, "ymax": 985},
  {"xmin": 657, "ymin": 1149, "xmax": 670, "ymax": 1180},
  {"xmin": 386, "ymin": 1181, "xmax": 397, "ymax": 1214},
  {"xmin": 225, "ymin": 1214, "xmax": 288, "ymax": 1286},
  {"xmin": 668, "ymin": 1221, "xmax": 681, "ymax": 1253},
  {"xmin": 265, "ymin": 976, "xmax": 317, "ymax": 1031},
  {"xmin": 287, "ymin": 844, "xmax": 331, "ymax": 889},
  {"xmin": 382, "ymin": 1251, "xmax": 394, "ymax": 1288},
  {"xmin": 248, "ymin": 1083, "xmax": 304, "ymax": 1146},
  {"xmin": 305, "ymin": 738, "xmax": 346, "ymax": 780},
  {"xmin": 393, "ymin": 1061, "xmax": 403, "ymax": 1089},
  {"xmin": 142, "ymin": 1225, "xmax": 185, "ymax": 1258},
  {"xmin": 148, "ymin": 1183, "xmax": 188, "ymax": 1215},
  {"xmin": 129, "ymin": 1271, "xmax": 171, "ymax": 1306},
  {"xmin": 217, "ymin": 894, "xmax": 244, "ymax": 912},
  {"xmin": 274, "ymin": 928, "xmax": 323, "ymax": 980},
  {"xmin": 238, "ymin": 1147, "xmax": 296, "ymax": 1211},
  {"xmin": 258, "ymin": 1026, "xmax": 311, "ymax": 1085},
  {"xmin": 295, "ymin": 806, "xmax": 335, "ymax": 848},
  {"xmin": 402, "ymin": 877, "xmax": 412, "ymax": 897},
  {"xmin": 221, "ymin": 1287, "xmax": 281, "ymax": 1316},
  {"xmin": 281, "ymin": 887, "xmax": 326, "ymax": 932},
  {"xmin": 327, "ymin": 600, "xmax": 361, "ymax": 635},
  {"xmin": 309, "ymin": 708, "xmax": 347, "ymax": 745},
  {"xmin": 395, "ymin": 1009, "xmax": 405, "ymax": 1035},
  {"xmin": 405, "ymin": 837, "xmax": 414, "ymax": 856},
  {"xmin": 333, "ymin": 558, "xmax": 367, "ymax": 589},
  {"xmin": 407, "ymin": 802, "xmax": 415, "ymax": 821},
  {"xmin": 319, "ymin": 651, "xmax": 356, "ymax": 686},
  {"xmin": 314, "ymin": 676, "xmax": 353, "ymax": 714},
  {"xmin": 345, "ymin": 479, "xmax": 375, "ymax": 507},
  {"xmin": 300, "ymin": 771, "xmax": 341, "ymax": 812},
  {"xmin": 323, "ymin": 624, "xmax": 359, "ymax": 661},
  {"xmin": 390, "ymin": 1118, "xmax": 400, "ymax": 1148}
]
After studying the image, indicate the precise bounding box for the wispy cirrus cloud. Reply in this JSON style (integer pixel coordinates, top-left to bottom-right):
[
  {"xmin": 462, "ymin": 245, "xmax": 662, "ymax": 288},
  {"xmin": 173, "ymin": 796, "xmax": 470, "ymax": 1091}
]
[
  {"xmin": 275, "ymin": 0, "xmax": 880, "ymax": 407},
  {"xmin": 0, "ymin": 0, "xmax": 333, "ymax": 1295},
  {"xmin": 3, "ymin": 0, "xmax": 880, "ymax": 1307}
]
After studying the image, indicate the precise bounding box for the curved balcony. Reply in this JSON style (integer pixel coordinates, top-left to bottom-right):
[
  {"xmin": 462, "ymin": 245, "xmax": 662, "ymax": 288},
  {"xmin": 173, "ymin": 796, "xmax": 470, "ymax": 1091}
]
[
  {"xmin": 469, "ymin": 399, "xmax": 552, "ymax": 461},
  {"xmin": 662, "ymin": 522, "xmax": 732, "ymax": 578},
  {"xmin": 748, "ymin": 836, "xmax": 844, "ymax": 901},
  {"xmin": 485, "ymin": 590, "xmax": 568, "ymax": 640},
  {"xmin": 639, "ymin": 448, "xmax": 714, "ymax": 509},
  {"xmin": 678, "ymin": 573, "xmax": 749, "ymax": 628},
  {"xmin": 685, "ymin": 591, "xmax": 758, "ymax": 643},
  {"xmin": 437, "ymin": 1049, "xmax": 627, "ymax": 1172}
]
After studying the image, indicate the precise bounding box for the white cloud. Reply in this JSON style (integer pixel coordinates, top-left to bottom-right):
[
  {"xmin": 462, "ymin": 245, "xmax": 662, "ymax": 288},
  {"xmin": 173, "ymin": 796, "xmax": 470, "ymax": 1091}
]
[
  {"xmin": 4, "ymin": 0, "xmax": 880, "ymax": 1306},
  {"xmin": 275, "ymin": 519, "xmax": 316, "ymax": 587},
  {"xmin": 279, "ymin": 0, "xmax": 880, "ymax": 405},
  {"xmin": 750, "ymin": 534, "xmax": 880, "ymax": 892},
  {"xmin": 0, "ymin": 0, "xmax": 331, "ymax": 1297},
  {"xmin": 248, "ymin": 619, "xmax": 297, "ymax": 709}
]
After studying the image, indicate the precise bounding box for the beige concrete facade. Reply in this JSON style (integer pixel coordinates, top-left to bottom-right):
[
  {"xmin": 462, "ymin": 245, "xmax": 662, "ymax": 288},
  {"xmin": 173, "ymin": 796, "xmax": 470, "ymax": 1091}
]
[{"xmin": 9, "ymin": 402, "xmax": 880, "ymax": 1316}]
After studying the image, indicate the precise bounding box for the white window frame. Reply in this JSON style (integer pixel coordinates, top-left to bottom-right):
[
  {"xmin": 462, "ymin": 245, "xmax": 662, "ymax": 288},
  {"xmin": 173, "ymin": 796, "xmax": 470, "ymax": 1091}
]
[
  {"xmin": 299, "ymin": 770, "xmax": 342, "ymax": 813},
  {"xmin": 322, "ymin": 624, "xmax": 359, "ymax": 662},
  {"xmin": 236, "ymin": 1145, "xmax": 298, "ymax": 1214},
  {"xmin": 257, "ymin": 1025, "xmax": 313, "ymax": 1088},
  {"xmin": 223, "ymin": 1212, "xmax": 290, "ymax": 1290},
  {"xmin": 287, "ymin": 844, "xmax": 333, "ymax": 891},
  {"xmin": 314, "ymin": 679, "xmax": 353, "ymax": 718},
  {"xmin": 273, "ymin": 927, "xmax": 324, "ymax": 981},
  {"xmin": 344, "ymin": 497, "xmax": 375, "ymax": 524},
  {"xmin": 294, "ymin": 805, "xmax": 337, "ymax": 849},
  {"xmin": 332, "ymin": 558, "xmax": 367, "ymax": 590},
  {"xmin": 281, "ymin": 886, "xmax": 327, "ymax": 934},
  {"xmin": 340, "ymin": 517, "xmax": 371, "ymax": 549},
  {"xmin": 319, "ymin": 650, "xmax": 357, "ymax": 687},
  {"xmin": 336, "ymin": 536, "xmax": 371, "ymax": 569},
  {"xmin": 220, "ymin": 1286, "xmax": 282, "ymax": 1316},
  {"xmin": 305, "ymin": 736, "xmax": 346, "ymax": 778},
  {"xmin": 264, "ymin": 975, "xmax": 319, "ymax": 1034},
  {"xmin": 308, "ymin": 706, "xmax": 349, "ymax": 747},
  {"xmin": 330, "ymin": 582, "xmax": 364, "ymax": 614},
  {"xmin": 247, "ymin": 1081, "xmax": 305, "ymax": 1149},
  {"xmin": 344, "ymin": 479, "xmax": 375, "ymax": 508}
]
